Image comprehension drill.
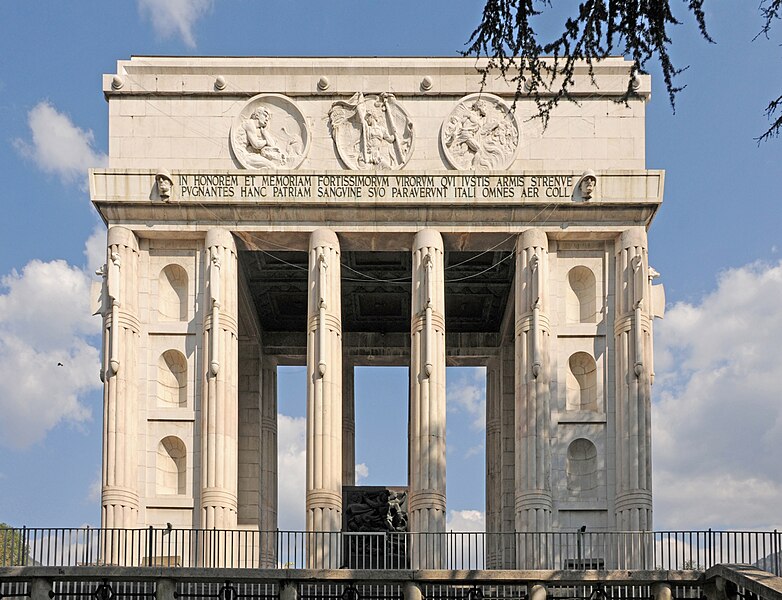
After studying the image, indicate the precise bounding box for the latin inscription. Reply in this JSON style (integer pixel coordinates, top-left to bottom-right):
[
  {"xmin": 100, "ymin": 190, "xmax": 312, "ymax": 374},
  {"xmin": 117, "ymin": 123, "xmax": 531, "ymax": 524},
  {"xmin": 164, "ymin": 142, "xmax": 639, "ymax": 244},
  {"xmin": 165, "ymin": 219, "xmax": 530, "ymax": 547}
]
[{"xmin": 176, "ymin": 174, "xmax": 574, "ymax": 201}]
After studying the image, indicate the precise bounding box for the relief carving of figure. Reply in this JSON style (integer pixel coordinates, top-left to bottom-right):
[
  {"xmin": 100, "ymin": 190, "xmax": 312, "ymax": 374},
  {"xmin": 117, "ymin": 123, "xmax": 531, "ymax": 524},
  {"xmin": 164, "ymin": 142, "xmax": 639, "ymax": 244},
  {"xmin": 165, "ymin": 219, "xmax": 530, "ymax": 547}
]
[
  {"xmin": 441, "ymin": 93, "xmax": 519, "ymax": 171},
  {"xmin": 345, "ymin": 489, "xmax": 408, "ymax": 532},
  {"xmin": 231, "ymin": 94, "xmax": 309, "ymax": 170},
  {"xmin": 329, "ymin": 92, "xmax": 413, "ymax": 170},
  {"xmin": 243, "ymin": 107, "xmax": 288, "ymax": 167}
]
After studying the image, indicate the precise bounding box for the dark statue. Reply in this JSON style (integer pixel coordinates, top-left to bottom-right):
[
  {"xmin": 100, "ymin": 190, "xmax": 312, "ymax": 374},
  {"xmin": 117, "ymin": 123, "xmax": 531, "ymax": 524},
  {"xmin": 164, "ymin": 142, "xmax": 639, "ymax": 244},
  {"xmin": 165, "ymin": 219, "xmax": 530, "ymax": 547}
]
[
  {"xmin": 342, "ymin": 486, "xmax": 408, "ymax": 568},
  {"xmin": 345, "ymin": 488, "xmax": 407, "ymax": 532}
]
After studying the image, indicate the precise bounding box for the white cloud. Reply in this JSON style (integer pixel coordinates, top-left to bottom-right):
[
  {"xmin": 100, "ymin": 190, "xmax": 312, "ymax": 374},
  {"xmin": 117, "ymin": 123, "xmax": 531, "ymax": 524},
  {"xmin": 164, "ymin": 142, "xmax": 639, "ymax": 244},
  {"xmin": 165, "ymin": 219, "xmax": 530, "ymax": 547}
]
[
  {"xmin": 84, "ymin": 225, "xmax": 107, "ymax": 276},
  {"xmin": 447, "ymin": 368, "xmax": 486, "ymax": 430},
  {"xmin": 137, "ymin": 0, "xmax": 213, "ymax": 48},
  {"xmin": 14, "ymin": 101, "xmax": 106, "ymax": 187},
  {"xmin": 87, "ymin": 473, "xmax": 102, "ymax": 504},
  {"xmin": 355, "ymin": 463, "xmax": 369, "ymax": 484},
  {"xmin": 277, "ymin": 413, "xmax": 306, "ymax": 531},
  {"xmin": 464, "ymin": 442, "xmax": 484, "ymax": 458},
  {"xmin": 446, "ymin": 509, "xmax": 485, "ymax": 532},
  {"xmin": 652, "ymin": 260, "xmax": 782, "ymax": 530},
  {"xmin": 0, "ymin": 254, "xmax": 102, "ymax": 449}
]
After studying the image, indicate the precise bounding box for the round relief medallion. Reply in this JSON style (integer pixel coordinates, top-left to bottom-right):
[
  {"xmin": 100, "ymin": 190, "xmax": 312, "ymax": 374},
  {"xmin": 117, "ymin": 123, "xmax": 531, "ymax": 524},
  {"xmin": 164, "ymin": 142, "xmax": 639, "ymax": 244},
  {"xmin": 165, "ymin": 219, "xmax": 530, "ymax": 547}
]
[
  {"xmin": 329, "ymin": 92, "xmax": 414, "ymax": 170},
  {"xmin": 230, "ymin": 94, "xmax": 310, "ymax": 170},
  {"xmin": 441, "ymin": 93, "xmax": 520, "ymax": 170}
]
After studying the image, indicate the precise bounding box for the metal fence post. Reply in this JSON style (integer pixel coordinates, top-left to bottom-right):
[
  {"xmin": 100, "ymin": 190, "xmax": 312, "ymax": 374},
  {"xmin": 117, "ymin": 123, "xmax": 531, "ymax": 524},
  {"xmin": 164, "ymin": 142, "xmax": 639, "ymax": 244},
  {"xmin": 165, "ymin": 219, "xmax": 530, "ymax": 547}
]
[
  {"xmin": 30, "ymin": 577, "xmax": 52, "ymax": 600},
  {"xmin": 156, "ymin": 579, "xmax": 176, "ymax": 600},
  {"xmin": 280, "ymin": 581, "xmax": 298, "ymax": 600},
  {"xmin": 21, "ymin": 526, "xmax": 27, "ymax": 566}
]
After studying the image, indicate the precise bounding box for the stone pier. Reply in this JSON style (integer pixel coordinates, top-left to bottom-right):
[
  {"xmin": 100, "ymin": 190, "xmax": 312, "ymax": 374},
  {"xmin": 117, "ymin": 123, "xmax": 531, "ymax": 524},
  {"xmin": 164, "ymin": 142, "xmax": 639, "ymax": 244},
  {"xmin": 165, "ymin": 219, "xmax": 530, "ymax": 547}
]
[
  {"xmin": 408, "ymin": 229, "xmax": 447, "ymax": 568},
  {"xmin": 200, "ymin": 229, "xmax": 239, "ymax": 540},
  {"xmin": 101, "ymin": 226, "xmax": 141, "ymax": 564},
  {"xmin": 306, "ymin": 229, "xmax": 343, "ymax": 566},
  {"xmin": 514, "ymin": 229, "xmax": 553, "ymax": 568},
  {"xmin": 614, "ymin": 227, "xmax": 653, "ymax": 533}
]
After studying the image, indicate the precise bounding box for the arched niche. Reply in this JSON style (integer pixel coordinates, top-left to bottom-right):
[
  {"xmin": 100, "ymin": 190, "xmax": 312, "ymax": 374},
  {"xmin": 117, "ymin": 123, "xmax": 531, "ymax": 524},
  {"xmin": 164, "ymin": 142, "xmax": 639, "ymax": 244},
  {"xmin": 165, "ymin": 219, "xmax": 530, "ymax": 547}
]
[
  {"xmin": 566, "ymin": 352, "xmax": 598, "ymax": 411},
  {"xmin": 157, "ymin": 350, "xmax": 187, "ymax": 408},
  {"xmin": 566, "ymin": 438, "xmax": 598, "ymax": 495},
  {"xmin": 566, "ymin": 266, "xmax": 597, "ymax": 323},
  {"xmin": 158, "ymin": 264, "xmax": 188, "ymax": 321},
  {"xmin": 156, "ymin": 436, "xmax": 186, "ymax": 495}
]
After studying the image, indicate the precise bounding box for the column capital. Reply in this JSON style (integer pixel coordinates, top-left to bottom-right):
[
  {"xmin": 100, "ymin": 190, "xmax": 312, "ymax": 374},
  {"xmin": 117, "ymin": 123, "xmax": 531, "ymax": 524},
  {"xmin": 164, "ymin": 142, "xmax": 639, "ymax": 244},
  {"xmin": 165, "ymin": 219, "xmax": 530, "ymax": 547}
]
[
  {"xmin": 310, "ymin": 227, "xmax": 340, "ymax": 250},
  {"xmin": 205, "ymin": 228, "xmax": 236, "ymax": 251},
  {"xmin": 413, "ymin": 228, "xmax": 443, "ymax": 251},
  {"xmin": 107, "ymin": 225, "xmax": 138, "ymax": 251},
  {"xmin": 616, "ymin": 226, "xmax": 648, "ymax": 252},
  {"xmin": 518, "ymin": 228, "xmax": 548, "ymax": 250}
]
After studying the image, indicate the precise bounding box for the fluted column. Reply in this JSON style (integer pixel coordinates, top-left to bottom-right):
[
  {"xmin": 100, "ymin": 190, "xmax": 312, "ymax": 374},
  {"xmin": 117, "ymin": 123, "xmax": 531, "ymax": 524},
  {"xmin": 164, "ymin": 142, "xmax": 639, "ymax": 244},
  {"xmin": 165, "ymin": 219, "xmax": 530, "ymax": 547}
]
[
  {"xmin": 306, "ymin": 229, "xmax": 343, "ymax": 567},
  {"xmin": 409, "ymin": 229, "xmax": 446, "ymax": 568},
  {"xmin": 101, "ymin": 227, "xmax": 141, "ymax": 546},
  {"xmin": 514, "ymin": 229, "xmax": 552, "ymax": 567},
  {"xmin": 485, "ymin": 358, "xmax": 502, "ymax": 567},
  {"xmin": 614, "ymin": 227, "xmax": 653, "ymax": 534},
  {"xmin": 259, "ymin": 356, "xmax": 278, "ymax": 567},
  {"xmin": 343, "ymin": 358, "xmax": 356, "ymax": 487},
  {"xmin": 200, "ymin": 229, "xmax": 239, "ymax": 537},
  {"xmin": 499, "ymin": 338, "xmax": 517, "ymax": 568}
]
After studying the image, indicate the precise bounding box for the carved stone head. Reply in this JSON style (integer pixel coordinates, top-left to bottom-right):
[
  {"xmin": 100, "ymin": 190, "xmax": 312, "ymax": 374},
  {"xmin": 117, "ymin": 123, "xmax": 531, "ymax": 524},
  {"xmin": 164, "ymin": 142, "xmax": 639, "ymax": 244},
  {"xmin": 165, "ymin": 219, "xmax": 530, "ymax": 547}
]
[
  {"xmin": 251, "ymin": 107, "xmax": 270, "ymax": 128},
  {"xmin": 471, "ymin": 99, "xmax": 488, "ymax": 117},
  {"xmin": 155, "ymin": 169, "xmax": 173, "ymax": 201},
  {"xmin": 577, "ymin": 170, "xmax": 597, "ymax": 200}
]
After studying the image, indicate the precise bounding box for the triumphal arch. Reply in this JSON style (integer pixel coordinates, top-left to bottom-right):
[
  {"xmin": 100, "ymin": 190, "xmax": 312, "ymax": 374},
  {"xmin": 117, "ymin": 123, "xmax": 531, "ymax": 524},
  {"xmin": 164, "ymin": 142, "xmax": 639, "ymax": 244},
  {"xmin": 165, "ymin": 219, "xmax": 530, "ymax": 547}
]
[{"xmin": 91, "ymin": 56, "xmax": 665, "ymax": 567}]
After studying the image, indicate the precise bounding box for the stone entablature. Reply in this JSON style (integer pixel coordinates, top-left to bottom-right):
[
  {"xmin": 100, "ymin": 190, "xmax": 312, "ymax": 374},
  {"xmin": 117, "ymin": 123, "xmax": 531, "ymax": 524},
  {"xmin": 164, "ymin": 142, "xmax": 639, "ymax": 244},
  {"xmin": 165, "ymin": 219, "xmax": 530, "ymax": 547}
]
[
  {"xmin": 91, "ymin": 169, "xmax": 663, "ymax": 230},
  {"xmin": 103, "ymin": 57, "xmax": 649, "ymax": 173}
]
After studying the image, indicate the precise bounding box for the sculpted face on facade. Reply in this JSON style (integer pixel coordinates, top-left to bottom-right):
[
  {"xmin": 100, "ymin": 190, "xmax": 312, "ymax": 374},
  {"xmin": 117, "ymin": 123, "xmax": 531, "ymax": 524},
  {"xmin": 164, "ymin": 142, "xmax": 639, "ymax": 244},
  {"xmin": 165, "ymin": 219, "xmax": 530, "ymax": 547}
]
[
  {"xmin": 575, "ymin": 170, "xmax": 598, "ymax": 201},
  {"xmin": 231, "ymin": 94, "xmax": 309, "ymax": 170},
  {"xmin": 441, "ymin": 93, "xmax": 520, "ymax": 171},
  {"xmin": 155, "ymin": 168, "xmax": 173, "ymax": 201},
  {"xmin": 329, "ymin": 92, "xmax": 414, "ymax": 170}
]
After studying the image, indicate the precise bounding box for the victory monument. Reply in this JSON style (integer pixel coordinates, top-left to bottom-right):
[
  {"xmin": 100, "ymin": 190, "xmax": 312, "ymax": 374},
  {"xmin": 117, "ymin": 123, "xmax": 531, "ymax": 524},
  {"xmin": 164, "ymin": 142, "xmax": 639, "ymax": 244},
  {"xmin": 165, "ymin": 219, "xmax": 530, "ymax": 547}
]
[{"xmin": 90, "ymin": 56, "xmax": 665, "ymax": 569}]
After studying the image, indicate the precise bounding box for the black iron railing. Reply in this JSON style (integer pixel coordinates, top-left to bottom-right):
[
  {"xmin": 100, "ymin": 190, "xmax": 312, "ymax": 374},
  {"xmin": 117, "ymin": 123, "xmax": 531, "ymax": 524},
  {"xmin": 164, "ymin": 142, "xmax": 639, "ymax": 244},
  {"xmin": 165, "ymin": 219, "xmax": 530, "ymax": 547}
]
[{"xmin": 0, "ymin": 528, "xmax": 779, "ymax": 573}]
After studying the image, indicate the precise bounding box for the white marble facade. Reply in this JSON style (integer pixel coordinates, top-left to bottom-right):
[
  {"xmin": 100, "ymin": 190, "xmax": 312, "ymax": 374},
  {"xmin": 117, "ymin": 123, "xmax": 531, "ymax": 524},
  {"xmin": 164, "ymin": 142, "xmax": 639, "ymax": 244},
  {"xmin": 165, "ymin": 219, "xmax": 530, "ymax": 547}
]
[{"xmin": 92, "ymin": 57, "xmax": 665, "ymax": 559}]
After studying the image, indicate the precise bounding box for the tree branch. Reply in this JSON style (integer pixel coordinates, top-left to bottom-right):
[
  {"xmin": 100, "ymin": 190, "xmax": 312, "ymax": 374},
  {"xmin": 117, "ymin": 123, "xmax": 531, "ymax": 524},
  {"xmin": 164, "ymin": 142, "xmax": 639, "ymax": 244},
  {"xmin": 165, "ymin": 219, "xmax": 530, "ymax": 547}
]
[
  {"xmin": 756, "ymin": 93, "xmax": 782, "ymax": 143},
  {"xmin": 464, "ymin": 1, "xmax": 712, "ymax": 126}
]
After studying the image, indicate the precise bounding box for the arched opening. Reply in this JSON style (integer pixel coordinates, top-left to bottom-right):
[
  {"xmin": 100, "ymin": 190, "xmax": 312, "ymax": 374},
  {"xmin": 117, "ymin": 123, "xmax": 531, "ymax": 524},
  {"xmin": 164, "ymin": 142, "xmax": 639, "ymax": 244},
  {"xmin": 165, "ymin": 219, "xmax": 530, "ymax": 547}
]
[
  {"xmin": 566, "ymin": 266, "xmax": 597, "ymax": 323},
  {"xmin": 157, "ymin": 436, "xmax": 186, "ymax": 495},
  {"xmin": 566, "ymin": 352, "xmax": 598, "ymax": 411},
  {"xmin": 158, "ymin": 264, "xmax": 188, "ymax": 321},
  {"xmin": 566, "ymin": 438, "xmax": 598, "ymax": 495},
  {"xmin": 157, "ymin": 350, "xmax": 187, "ymax": 408}
]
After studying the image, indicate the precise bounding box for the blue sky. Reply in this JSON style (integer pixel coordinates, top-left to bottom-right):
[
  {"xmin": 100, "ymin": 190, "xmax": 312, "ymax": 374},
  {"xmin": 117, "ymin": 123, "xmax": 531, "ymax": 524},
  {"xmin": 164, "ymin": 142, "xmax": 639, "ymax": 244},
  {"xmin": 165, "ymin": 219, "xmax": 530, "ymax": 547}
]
[{"xmin": 0, "ymin": 1, "xmax": 780, "ymax": 532}]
